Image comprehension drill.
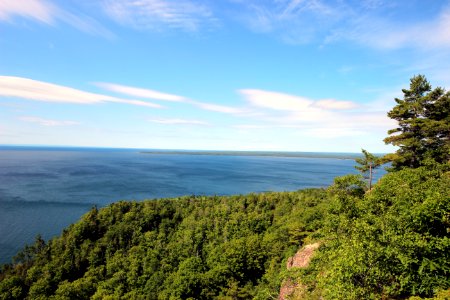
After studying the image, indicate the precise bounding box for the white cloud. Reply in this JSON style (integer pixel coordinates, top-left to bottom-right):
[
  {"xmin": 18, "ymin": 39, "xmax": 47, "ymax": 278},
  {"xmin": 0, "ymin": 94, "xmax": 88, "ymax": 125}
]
[
  {"xmin": 303, "ymin": 127, "xmax": 365, "ymax": 138},
  {"xmin": 232, "ymin": 0, "xmax": 345, "ymax": 44},
  {"xmin": 19, "ymin": 116, "xmax": 80, "ymax": 126},
  {"xmin": 236, "ymin": 88, "xmax": 395, "ymax": 138},
  {"xmin": 233, "ymin": 0, "xmax": 450, "ymax": 51},
  {"xmin": 240, "ymin": 89, "xmax": 312, "ymax": 111},
  {"xmin": 280, "ymin": 0, "xmax": 336, "ymax": 17},
  {"xmin": 0, "ymin": 0, "xmax": 54, "ymax": 24},
  {"xmin": 0, "ymin": 0, "xmax": 113, "ymax": 38},
  {"xmin": 315, "ymin": 99, "xmax": 358, "ymax": 110},
  {"xmin": 95, "ymin": 82, "xmax": 186, "ymax": 102},
  {"xmin": 188, "ymin": 100, "xmax": 245, "ymax": 115},
  {"xmin": 0, "ymin": 76, "xmax": 162, "ymax": 108},
  {"xmin": 333, "ymin": 7, "xmax": 450, "ymax": 50},
  {"xmin": 148, "ymin": 118, "xmax": 209, "ymax": 126},
  {"xmin": 96, "ymin": 81, "xmax": 245, "ymax": 115},
  {"xmin": 239, "ymin": 89, "xmax": 357, "ymax": 112},
  {"xmin": 103, "ymin": 0, "xmax": 217, "ymax": 32},
  {"xmin": 233, "ymin": 124, "xmax": 268, "ymax": 130},
  {"xmin": 59, "ymin": 10, "xmax": 114, "ymax": 39}
]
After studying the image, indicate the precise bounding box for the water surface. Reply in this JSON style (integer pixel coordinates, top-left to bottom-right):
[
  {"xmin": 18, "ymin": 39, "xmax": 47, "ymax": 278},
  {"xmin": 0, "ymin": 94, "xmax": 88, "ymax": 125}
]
[{"xmin": 0, "ymin": 147, "xmax": 385, "ymax": 264}]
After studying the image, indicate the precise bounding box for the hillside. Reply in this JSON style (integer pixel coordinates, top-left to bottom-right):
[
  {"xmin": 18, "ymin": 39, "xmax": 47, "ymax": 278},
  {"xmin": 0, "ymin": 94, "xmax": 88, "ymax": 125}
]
[
  {"xmin": 0, "ymin": 189, "xmax": 329, "ymax": 299},
  {"xmin": 1, "ymin": 166, "xmax": 449, "ymax": 299},
  {"xmin": 281, "ymin": 167, "xmax": 450, "ymax": 299}
]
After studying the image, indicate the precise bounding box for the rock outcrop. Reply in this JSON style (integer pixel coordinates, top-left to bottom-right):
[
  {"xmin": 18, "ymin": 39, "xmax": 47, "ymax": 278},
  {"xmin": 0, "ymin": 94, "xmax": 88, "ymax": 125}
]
[{"xmin": 278, "ymin": 242, "xmax": 320, "ymax": 300}]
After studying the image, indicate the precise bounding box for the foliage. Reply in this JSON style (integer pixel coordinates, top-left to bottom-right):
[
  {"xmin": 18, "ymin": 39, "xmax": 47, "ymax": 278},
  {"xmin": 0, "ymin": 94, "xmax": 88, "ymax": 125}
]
[
  {"xmin": 2, "ymin": 160, "xmax": 448, "ymax": 300},
  {"xmin": 0, "ymin": 189, "xmax": 329, "ymax": 299},
  {"xmin": 355, "ymin": 149, "xmax": 382, "ymax": 190},
  {"xmin": 384, "ymin": 75, "xmax": 450, "ymax": 170},
  {"xmin": 300, "ymin": 167, "xmax": 450, "ymax": 300}
]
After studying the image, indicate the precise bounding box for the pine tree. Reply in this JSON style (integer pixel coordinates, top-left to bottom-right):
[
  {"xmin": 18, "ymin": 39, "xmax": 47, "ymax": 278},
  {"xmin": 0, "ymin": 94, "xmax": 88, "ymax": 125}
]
[
  {"xmin": 355, "ymin": 149, "xmax": 381, "ymax": 190},
  {"xmin": 384, "ymin": 75, "xmax": 450, "ymax": 170}
]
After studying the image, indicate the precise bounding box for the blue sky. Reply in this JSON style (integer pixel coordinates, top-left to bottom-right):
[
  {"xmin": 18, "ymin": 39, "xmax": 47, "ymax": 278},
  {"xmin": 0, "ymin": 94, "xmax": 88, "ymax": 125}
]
[{"xmin": 1, "ymin": 0, "xmax": 449, "ymax": 152}]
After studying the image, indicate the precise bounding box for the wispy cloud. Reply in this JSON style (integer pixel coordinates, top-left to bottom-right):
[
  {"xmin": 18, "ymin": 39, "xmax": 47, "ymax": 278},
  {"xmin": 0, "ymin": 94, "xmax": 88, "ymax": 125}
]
[
  {"xmin": 148, "ymin": 118, "xmax": 209, "ymax": 126},
  {"xmin": 315, "ymin": 99, "xmax": 358, "ymax": 110},
  {"xmin": 19, "ymin": 116, "xmax": 80, "ymax": 126},
  {"xmin": 0, "ymin": 76, "xmax": 162, "ymax": 108},
  {"xmin": 233, "ymin": 124, "xmax": 268, "ymax": 130},
  {"xmin": 97, "ymin": 81, "xmax": 245, "ymax": 115},
  {"xmin": 327, "ymin": 6, "xmax": 450, "ymax": 50},
  {"xmin": 302, "ymin": 127, "xmax": 365, "ymax": 138},
  {"xmin": 240, "ymin": 89, "xmax": 313, "ymax": 111},
  {"xmin": 237, "ymin": 88, "xmax": 394, "ymax": 137},
  {"xmin": 59, "ymin": 10, "xmax": 114, "ymax": 38},
  {"xmin": 231, "ymin": 0, "xmax": 345, "ymax": 44},
  {"xmin": 0, "ymin": 0, "xmax": 54, "ymax": 24},
  {"xmin": 188, "ymin": 100, "xmax": 245, "ymax": 115},
  {"xmin": 95, "ymin": 82, "xmax": 186, "ymax": 102},
  {"xmin": 240, "ymin": 89, "xmax": 358, "ymax": 111},
  {"xmin": 103, "ymin": 0, "xmax": 217, "ymax": 32},
  {"xmin": 0, "ymin": 0, "xmax": 113, "ymax": 38},
  {"xmin": 232, "ymin": 0, "xmax": 450, "ymax": 50}
]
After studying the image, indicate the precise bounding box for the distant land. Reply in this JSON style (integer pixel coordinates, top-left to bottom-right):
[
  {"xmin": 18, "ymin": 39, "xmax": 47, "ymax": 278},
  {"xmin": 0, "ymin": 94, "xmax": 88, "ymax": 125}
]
[
  {"xmin": 140, "ymin": 150, "xmax": 377, "ymax": 159},
  {"xmin": 0, "ymin": 145, "xmax": 386, "ymax": 160}
]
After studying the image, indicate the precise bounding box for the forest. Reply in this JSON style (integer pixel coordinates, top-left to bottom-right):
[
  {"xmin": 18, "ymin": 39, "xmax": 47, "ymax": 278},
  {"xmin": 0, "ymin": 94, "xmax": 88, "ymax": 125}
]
[{"xmin": 0, "ymin": 75, "xmax": 449, "ymax": 299}]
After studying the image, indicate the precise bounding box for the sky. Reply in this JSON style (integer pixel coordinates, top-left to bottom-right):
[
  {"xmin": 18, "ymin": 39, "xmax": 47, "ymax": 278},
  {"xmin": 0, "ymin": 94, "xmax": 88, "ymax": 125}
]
[{"xmin": 1, "ymin": 0, "xmax": 449, "ymax": 152}]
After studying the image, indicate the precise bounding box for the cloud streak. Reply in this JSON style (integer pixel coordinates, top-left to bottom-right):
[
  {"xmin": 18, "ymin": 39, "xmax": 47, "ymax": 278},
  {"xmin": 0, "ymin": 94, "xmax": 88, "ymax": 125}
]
[
  {"xmin": 0, "ymin": 0, "xmax": 113, "ymax": 38},
  {"xmin": 232, "ymin": 0, "xmax": 450, "ymax": 50},
  {"xmin": 58, "ymin": 10, "xmax": 114, "ymax": 39},
  {"xmin": 103, "ymin": 0, "xmax": 217, "ymax": 32},
  {"xmin": 95, "ymin": 82, "xmax": 186, "ymax": 102},
  {"xmin": 0, "ymin": 76, "xmax": 162, "ymax": 108},
  {"xmin": 231, "ymin": 0, "xmax": 345, "ymax": 44},
  {"xmin": 326, "ymin": 6, "xmax": 450, "ymax": 50},
  {"xmin": 240, "ymin": 89, "xmax": 358, "ymax": 111},
  {"xmin": 148, "ymin": 118, "xmax": 209, "ymax": 126},
  {"xmin": 19, "ymin": 116, "xmax": 80, "ymax": 126},
  {"xmin": 97, "ymin": 81, "xmax": 245, "ymax": 115},
  {"xmin": 0, "ymin": 0, "xmax": 54, "ymax": 24},
  {"xmin": 188, "ymin": 100, "xmax": 245, "ymax": 115},
  {"xmin": 237, "ymin": 88, "xmax": 394, "ymax": 138},
  {"xmin": 1, "ymin": 76, "xmax": 396, "ymax": 141}
]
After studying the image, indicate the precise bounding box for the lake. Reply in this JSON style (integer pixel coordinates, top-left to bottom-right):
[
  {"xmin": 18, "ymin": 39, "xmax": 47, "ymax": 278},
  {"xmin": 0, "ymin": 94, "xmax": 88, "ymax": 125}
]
[{"xmin": 0, "ymin": 146, "xmax": 385, "ymax": 264}]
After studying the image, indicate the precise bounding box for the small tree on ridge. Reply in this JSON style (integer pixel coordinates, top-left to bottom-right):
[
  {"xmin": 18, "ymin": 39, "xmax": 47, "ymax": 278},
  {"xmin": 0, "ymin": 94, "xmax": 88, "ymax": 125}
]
[{"xmin": 355, "ymin": 149, "xmax": 381, "ymax": 190}]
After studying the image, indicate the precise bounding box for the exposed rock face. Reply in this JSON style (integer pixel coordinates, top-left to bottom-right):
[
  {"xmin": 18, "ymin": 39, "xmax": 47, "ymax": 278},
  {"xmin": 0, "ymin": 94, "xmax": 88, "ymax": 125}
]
[
  {"xmin": 278, "ymin": 279, "xmax": 298, "ymax": 300},
  {"xmin": 286, "ymin": 243, "xmax": 320, "ymax": 269},
  {"xmin": 278, "ymin": 242, "xmax": 320, "ymax": 300}
]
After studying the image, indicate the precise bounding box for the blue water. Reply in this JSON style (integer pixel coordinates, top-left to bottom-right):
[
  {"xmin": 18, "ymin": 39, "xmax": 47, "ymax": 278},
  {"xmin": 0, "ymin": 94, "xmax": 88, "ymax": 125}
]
[{"xmin": 0, "ymin": 147, "xmax": 385, "ymax": 264}]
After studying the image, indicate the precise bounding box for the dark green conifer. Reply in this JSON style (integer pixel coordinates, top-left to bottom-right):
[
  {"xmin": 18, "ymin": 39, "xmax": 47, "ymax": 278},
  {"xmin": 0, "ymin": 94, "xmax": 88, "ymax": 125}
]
[
  {"xmin": 384, "ymin": 75, "xmax": 450, "ymax": 170},
  {"xmin": 355, "ymin": 149, "xmax": 381, "ymax": 190}
]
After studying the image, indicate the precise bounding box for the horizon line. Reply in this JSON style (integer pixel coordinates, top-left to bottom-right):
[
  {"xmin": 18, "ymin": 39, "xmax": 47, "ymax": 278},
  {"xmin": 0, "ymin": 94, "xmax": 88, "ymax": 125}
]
[{"xmin": 0, "ymin": 144, "xmax": 388, "ymax": 155}]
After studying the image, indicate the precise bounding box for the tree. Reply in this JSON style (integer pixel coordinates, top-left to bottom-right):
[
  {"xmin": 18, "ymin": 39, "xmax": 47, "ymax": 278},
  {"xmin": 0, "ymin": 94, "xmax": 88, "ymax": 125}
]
[
  {"xmin": 318, "ymin": 167, "xmax": 450, "ymax": 300},
  {"xmin": 384, "ymin": 75, "xmax": 450, "ymax": 170},
  {"xmin": 355, "ymin": 149, "xmax": 381, "ymax": 190}
]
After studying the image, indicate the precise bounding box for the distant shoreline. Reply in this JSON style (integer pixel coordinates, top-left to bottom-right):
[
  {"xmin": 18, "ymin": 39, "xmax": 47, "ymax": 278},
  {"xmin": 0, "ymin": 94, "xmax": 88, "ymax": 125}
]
[
  {"xmin": 140, "ymin": 150, "xmax": 364, "ymax": 159},
  {"xmin": 0, "ymin": 145, "xmax": 387, "ymax": 159}
]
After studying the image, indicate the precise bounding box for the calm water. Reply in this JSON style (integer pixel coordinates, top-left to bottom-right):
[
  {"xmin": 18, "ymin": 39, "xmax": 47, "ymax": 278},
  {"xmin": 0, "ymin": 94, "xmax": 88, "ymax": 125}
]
[{"xmin": 0, "ymin": 147, "xmax": 384, "ymax": 264}]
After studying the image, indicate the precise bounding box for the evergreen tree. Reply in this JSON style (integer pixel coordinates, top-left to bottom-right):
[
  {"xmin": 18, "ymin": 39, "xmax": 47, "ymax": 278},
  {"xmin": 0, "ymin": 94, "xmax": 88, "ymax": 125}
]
[
  {"xmin": 355, "ymin": 149, "xmax": 381, "ymax": 190},
  {"xmin": 384, "ymin": 75, "xmax": 450, "ymax": 170}
]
